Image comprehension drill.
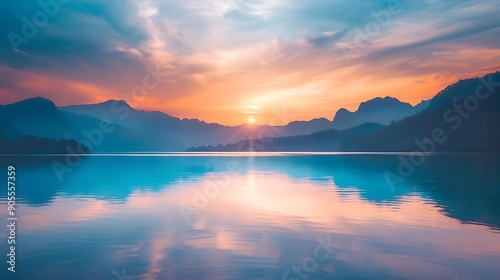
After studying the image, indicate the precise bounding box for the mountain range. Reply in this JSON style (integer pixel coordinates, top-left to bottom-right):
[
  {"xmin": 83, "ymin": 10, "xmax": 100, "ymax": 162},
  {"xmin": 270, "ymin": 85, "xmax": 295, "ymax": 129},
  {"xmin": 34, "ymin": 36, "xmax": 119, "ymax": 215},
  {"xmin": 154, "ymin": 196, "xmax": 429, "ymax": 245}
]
[
  {"xmin": 190, "ymin": 72, "xmax": 500, "ymax": 152},
  {"xmin": 1, "ymin": 97, "xmax": 339, "ymax": 152},
  {"xmin": 0, "ymin": 94, "xmax": 428, "ymax": 152},
  {"xmin": 187, "ymin": 122, "xmax": 386, "ymax": 152},
  {"xmin": 345, "ymin": 72, "xmax": 500, "ymax": 152},
  {"xmin": 332, "ymin": 97, "xmax": 430, "ymax": 129},
  {"xmin": 0, "ymin": 117, "xmax": 86, "ymax": 154},
  {"xmin": 1, "ymin": 71, "xmax": 498, "ymax": 153},
  {"xmin": 59, "ymin": 101, "xmax": 340, "ymax": 149}
]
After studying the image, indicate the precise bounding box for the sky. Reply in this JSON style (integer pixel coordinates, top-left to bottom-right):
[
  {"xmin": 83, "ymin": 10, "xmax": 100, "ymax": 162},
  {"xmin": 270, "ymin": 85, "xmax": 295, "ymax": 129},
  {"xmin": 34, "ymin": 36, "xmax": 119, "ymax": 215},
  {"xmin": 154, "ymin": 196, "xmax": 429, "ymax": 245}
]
[{"xmin": 1, "ymin": 0, "xmax": 499, "ymax": 125}]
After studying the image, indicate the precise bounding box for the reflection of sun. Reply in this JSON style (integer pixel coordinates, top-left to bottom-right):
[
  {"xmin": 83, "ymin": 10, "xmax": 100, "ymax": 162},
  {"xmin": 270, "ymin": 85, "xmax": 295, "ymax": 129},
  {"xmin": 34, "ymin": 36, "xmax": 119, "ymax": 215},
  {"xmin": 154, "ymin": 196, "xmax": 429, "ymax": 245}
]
[{"xmin": 247, "ymin": 117, "xmax": 256, "ymax": 123}]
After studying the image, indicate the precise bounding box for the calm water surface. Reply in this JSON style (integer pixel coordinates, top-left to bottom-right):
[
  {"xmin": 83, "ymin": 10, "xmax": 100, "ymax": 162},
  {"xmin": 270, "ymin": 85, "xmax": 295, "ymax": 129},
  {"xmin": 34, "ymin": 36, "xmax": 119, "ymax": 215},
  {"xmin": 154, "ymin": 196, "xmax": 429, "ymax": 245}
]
[{"xmin": 1, "ymin": 153, "xmax": 500, "ymax": 279}]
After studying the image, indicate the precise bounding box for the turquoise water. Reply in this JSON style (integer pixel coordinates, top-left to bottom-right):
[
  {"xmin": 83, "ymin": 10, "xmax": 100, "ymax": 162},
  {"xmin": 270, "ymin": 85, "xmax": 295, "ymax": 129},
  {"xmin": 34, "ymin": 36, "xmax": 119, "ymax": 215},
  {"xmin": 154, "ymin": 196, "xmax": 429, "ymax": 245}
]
[{"xmin": 1, "ymin": 153, "xmax": 500, "ymax": 279}]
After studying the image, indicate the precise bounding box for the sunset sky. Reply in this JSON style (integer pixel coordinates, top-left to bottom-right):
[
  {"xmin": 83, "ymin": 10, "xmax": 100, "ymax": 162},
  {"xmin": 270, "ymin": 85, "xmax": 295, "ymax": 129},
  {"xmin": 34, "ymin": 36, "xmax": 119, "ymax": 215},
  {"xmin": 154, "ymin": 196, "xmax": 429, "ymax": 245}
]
[{"xmin": 1, "ymin": 0, "xmax": 499, "ymax": 125}]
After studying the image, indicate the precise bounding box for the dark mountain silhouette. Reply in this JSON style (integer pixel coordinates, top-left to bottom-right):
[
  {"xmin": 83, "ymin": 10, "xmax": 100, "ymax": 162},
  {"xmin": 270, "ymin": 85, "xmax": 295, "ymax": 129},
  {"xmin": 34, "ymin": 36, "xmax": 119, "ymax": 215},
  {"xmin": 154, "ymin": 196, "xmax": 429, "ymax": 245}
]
[
  {"xmin": 189, "ymin": 72, "xmax": 500, "ymax": 152},
  {"xmin": 2, "ymin": 97, "xmax": 337, "ymax": 152},
  {"xmin": 0, "ymin": 136, "xmax": 89, "ymax": 154},
  {"xmin": 0, "ymin": 97, "xmax": 78, "ymax": 139},
  {"xmin": 60, "ymin": 110, "xmax": 183, "ymax": 152},
  {"xmin": 3, "ymin": 71, "xmax": 495, "ymax": 153},
  {"xmin": 0, "ymin": 117, "xmax": 88, "ymax": 154},
  {"xmin": 0, "ymin": 118, "xmax": 22, "ymax": 140},
  {"xmin": 60, "ymin": 100, "xmax": 229, "ymax": 147},
  {"xmin": 332, "ymin": 97, "xmax": 430, "ymax": 129},
  {"xmin": 1, "ymin": 92, "xmax": 430, "ymax": 153},
  {"xmin": 60, "ymin": 101, "xmax": 338, "ymax": 148},
  {"xmin": 0, "ymin": 97, "xmax": 183, "ymax": 152},
  {"xmin": 346, "ymin": 72, "xmax": 500, "ymax": 152},
  {"xmin": 187, "ymin": 123, "xmax": 385, "ymax": 151},
  {"xmin": 278, "ymin": 118, "xmax": 336, "ymax": 136}
]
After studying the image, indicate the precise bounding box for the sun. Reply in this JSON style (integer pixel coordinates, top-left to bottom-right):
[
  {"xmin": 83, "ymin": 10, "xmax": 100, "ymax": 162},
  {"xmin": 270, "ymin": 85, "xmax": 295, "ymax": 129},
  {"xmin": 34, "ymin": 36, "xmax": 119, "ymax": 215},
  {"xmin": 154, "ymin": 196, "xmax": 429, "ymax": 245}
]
[{"xmin": 247, "ymin": 117, "xmax": 256, "ymax": 123}]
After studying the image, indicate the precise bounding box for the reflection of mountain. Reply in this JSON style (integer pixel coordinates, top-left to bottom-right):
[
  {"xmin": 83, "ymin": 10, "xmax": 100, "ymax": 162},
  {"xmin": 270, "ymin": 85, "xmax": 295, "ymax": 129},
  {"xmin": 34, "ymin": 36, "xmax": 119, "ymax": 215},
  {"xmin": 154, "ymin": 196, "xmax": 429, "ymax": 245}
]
[
  {"xmin": 332, "ymin": 97, "xmax": 430, "ymax": 130},
  {"xmin": 408, "ymin": 154, "xmax": 500, "ymax": 229},
  {"xmin": 286, "ymin": 154, "xmax": 500, "ymax": 230},
  {"xmin": 3, "ymin": 154, "xmax": 499, "ymax": 230}
]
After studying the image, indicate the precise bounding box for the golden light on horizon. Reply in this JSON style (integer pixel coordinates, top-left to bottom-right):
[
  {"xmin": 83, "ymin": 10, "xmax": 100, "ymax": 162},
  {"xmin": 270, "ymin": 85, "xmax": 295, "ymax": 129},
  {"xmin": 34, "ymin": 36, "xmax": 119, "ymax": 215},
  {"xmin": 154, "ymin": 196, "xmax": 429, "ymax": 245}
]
[{"xmin": 247, "ymin": 117, "xmax": 256, "ymax": 123}]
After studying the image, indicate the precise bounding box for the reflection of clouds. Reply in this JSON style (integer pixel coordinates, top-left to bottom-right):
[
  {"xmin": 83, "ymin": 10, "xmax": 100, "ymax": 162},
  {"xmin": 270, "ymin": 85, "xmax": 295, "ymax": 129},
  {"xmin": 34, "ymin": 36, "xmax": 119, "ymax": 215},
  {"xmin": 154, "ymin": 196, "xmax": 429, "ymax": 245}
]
[
  {"xmin": 18, "ymin": 199, "xmax": 114, "ymax": 231},
  {"xmin": 12, "ymin": 171, "xmax": 500, "ymax": 279}
]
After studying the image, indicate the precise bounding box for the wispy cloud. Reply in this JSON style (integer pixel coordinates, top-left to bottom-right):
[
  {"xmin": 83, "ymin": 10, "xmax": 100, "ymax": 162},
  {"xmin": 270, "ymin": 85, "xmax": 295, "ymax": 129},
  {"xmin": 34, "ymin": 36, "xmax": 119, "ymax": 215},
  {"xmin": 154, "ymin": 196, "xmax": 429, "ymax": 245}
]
[{"xmin": 0, "ymin": 0, "xmax": 499, "ymax": 124}]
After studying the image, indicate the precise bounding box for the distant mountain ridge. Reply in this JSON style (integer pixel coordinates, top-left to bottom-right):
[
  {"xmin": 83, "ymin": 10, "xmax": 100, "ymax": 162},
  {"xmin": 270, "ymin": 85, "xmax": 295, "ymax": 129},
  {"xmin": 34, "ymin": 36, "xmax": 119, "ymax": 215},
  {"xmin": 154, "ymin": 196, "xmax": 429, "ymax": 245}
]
[
  {"xmin": 189, "ymin": 71, "xmax": 500, "ymax": 152},
  {"xmin": 0, "ymin": 97, "xmax": 183, "ymax": 152},
  {"xmin": 346, "ymin": 72, "xmax": 500, "ymax": 152},
  {"xmin": 59, "ymin": 101, "xmax": 340, "ymax": 149},
  {"xmin": 0, "ymin": 97, "xmax": 76, "ymax": 139},
  {"xmin": 332, "ymin": 97, "xmax": 430, "ymax": 129},
  {"xmin": 187, "ymin": 123, "xmax": 386, "ymax": 152},
  {"xmin": 0, "ymin": 118, "xmax": 22, "ymax": 140},
  {"xmin": 0, "ymin": 116, "xmax": 87, "ymax": 154},
  {"xmin": 0, "ymin": 96, "xmax": 342, "ymax": 152},
  {"xmin": 59, "ymin": 96, "xmax": 430, "ymax": 149},
  {"xmin": 0, "ymin": 83, "xmax": 454, "ymax": 153}
]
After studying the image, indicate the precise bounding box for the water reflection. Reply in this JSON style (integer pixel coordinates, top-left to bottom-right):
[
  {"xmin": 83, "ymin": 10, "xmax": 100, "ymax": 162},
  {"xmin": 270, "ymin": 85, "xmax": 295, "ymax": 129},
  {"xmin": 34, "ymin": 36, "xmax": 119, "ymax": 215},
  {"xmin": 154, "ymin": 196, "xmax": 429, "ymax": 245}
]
[{"xmin": 0, "ymin": 154, "xmax": 499, "ymax": 279}]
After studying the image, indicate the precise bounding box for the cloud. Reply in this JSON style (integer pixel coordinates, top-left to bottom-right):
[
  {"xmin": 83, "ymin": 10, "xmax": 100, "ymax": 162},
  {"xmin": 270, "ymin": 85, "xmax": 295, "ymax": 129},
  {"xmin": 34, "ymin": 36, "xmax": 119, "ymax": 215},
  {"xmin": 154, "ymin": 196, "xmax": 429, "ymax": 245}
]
[
  {"xmin": 0, "ymin": 0, "xmax": 499, "ymax": 125},
  {"xmin": 306, "ymin": 30, "xmax": 348, "ymax": 48}
]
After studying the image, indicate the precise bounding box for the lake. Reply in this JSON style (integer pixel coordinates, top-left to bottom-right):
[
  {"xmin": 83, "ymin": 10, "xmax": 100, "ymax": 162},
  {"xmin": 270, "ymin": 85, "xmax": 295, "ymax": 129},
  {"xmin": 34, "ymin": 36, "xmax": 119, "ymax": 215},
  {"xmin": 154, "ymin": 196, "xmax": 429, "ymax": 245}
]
[{"xmin": 1, "ymin": 153, "xmax": 500, "ymax": 279}]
